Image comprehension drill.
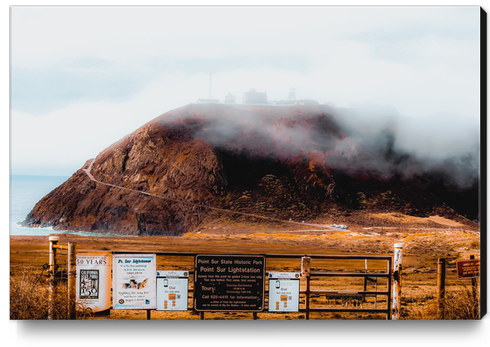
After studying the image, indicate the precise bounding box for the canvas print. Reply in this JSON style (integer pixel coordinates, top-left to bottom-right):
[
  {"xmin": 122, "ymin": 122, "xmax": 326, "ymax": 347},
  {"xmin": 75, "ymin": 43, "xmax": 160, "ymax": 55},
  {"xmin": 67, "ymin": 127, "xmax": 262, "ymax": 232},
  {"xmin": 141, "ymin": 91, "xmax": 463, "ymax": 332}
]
[{"xmin": 10, "ymin": 6, "xmax": 483, "ymax": 321}]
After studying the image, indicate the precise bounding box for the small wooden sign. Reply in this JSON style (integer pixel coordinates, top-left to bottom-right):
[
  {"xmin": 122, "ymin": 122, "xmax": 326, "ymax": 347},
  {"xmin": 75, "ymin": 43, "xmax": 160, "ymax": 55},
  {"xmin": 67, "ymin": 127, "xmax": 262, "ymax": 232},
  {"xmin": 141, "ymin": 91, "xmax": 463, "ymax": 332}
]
[{"xmin": 456, "ymin": 259, "xmax": 480, "ymax": 279}]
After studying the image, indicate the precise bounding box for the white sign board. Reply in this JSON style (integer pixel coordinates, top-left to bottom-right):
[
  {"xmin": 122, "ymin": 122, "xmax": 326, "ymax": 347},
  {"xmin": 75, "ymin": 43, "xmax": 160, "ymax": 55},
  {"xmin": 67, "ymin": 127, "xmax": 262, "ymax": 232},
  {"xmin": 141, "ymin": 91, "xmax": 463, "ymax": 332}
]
[
  {"xmin": 156, "ymin": 271, "xmax": 189, "ymax": 311},
  {"xmin": 113, "ymin": 254, "xmax": 157, "ymax": 309},
  {"xmin": 268, "ymin": 272, "xmax": 300, "ymax": 312},
  {"xmin": 76, "ymin": 251, "xmax": 112, "ymax": 313}
]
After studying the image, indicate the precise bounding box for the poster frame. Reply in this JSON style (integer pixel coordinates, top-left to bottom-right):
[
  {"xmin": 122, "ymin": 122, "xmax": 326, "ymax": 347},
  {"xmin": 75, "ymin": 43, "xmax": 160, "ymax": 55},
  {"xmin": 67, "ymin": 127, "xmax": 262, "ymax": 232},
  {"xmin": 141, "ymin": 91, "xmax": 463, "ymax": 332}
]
[
  {"xmin": 112, "ymin": 253, "xmax": 157, "ymax": 310},
  {"xmin": 75, "ymin": 251, "xmax": 112, "ymax": 313}
]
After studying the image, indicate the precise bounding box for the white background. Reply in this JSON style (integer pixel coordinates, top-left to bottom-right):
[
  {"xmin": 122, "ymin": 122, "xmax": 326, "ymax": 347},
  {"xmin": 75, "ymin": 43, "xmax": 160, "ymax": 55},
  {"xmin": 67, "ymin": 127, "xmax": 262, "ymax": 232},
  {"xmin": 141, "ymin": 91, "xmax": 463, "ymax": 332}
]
[{"xmin": 4, "ymin": 1, "xmax": 489, "ymax": 347}]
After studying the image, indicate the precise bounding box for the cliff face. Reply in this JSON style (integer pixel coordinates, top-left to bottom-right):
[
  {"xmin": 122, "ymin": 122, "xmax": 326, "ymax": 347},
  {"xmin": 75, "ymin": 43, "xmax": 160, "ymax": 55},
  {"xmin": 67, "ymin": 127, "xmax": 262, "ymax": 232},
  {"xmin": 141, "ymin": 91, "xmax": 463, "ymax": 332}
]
[{"xmin": 23, "ymin": 104, "xmax": 479, "ymax": 235}]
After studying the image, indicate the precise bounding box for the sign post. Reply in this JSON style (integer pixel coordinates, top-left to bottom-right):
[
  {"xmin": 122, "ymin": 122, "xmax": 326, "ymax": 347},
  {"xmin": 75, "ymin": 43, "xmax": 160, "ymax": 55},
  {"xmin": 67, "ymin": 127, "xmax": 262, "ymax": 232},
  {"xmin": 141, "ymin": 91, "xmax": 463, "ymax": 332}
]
[
  {"xmin": 194, "ymin": 255, "xmax": 265, "ymax": 312},
  {"xmin": 67, "ymin": 242, "xmax": 76, "ymax": 319},
  {"xmin": 113, "ymin": 254, "xmax": 157, "ymax": 310},
  {"xmin": 437, "ymin": 258, "xmax": 446, "ymax": 319}
]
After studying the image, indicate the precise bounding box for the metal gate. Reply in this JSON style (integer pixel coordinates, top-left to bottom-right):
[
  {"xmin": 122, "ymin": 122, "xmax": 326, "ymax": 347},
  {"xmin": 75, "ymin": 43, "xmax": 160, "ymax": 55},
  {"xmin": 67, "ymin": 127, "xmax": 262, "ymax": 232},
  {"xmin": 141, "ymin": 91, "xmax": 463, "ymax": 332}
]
[{"xmin": 109, "ymin": 251, "xmax": 393, "ymax": 320}]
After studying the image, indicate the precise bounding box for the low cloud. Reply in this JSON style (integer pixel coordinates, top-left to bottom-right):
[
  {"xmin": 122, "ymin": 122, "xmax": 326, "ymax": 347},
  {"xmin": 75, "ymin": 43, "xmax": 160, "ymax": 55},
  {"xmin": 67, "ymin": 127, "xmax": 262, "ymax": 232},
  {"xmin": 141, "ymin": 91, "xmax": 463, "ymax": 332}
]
[{"xmin": 177, "ymin": 102, "xmax": 480, "ymax": 189}]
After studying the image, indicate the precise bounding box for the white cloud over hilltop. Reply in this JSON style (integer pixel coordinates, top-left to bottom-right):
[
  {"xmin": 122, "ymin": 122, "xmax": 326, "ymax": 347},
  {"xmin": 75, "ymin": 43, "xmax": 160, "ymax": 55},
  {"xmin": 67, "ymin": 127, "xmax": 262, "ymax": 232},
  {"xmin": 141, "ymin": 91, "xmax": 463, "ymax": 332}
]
[{"xmin": 10, "ymin": 6, "xmax": 481, "ymax": 176}]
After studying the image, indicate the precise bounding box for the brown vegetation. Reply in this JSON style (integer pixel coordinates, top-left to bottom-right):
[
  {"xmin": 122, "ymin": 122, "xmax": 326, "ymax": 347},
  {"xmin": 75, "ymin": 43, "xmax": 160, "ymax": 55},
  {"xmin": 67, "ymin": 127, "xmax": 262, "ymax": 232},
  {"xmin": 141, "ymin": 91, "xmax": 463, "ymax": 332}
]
[
  {"xmin": 408, "ymin": 282, "xmax": 480, "ymax": 320},
  {"xmin": 10, "ymin": 267, "xmax": 89, "ymax": 320}
]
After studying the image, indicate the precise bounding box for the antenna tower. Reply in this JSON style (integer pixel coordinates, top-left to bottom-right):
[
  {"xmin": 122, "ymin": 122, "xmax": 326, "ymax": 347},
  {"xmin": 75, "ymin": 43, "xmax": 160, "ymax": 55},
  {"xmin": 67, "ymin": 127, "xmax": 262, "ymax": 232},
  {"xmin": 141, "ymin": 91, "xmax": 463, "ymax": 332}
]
[{"xmin": 287, "ymin": 87, "xmax": 296, "ymax": 102}]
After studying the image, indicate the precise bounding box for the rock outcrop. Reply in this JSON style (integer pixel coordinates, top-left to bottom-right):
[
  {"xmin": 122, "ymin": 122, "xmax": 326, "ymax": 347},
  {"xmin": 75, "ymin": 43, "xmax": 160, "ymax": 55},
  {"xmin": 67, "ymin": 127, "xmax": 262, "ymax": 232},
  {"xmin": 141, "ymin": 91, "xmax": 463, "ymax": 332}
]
[{"xmin": 23, "ymin": 104, "xmax": 479, "ymax": 235}]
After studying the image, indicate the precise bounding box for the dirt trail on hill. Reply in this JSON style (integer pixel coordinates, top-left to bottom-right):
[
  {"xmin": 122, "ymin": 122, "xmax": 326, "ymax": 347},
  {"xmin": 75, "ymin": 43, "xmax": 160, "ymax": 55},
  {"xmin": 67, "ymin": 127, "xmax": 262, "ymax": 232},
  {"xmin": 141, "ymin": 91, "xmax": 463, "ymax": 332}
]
[{"xmin": 83, "ymin": 157, "xmax": 340, "ymax": 232}]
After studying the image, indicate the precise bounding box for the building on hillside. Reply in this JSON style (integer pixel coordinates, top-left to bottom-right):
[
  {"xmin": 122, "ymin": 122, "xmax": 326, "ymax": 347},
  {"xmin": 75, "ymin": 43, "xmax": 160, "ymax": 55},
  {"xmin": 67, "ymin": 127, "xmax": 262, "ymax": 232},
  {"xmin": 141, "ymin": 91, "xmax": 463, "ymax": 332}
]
[
  {"xmin": 297, "ymin": 99, "xmax": 319, "ymax": 105},
  {"xmin": 243, "ymin": 88, "xmax": 267, "ymax": 104},
  {"xmin": 224, "ymin": 93, "xmax": 236, "ymax": 104},
  {"xmin": 197, "ymin": 99, "xmax": 220, "ymax": 104}
]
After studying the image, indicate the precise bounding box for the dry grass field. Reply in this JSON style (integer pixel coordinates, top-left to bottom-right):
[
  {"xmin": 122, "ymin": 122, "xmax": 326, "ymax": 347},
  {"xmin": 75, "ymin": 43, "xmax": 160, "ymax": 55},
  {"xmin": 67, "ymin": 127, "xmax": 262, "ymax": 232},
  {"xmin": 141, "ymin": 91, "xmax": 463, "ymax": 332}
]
[{"xmin": 10, "ymin": 213, "xmax": 480, "ymax": 320}]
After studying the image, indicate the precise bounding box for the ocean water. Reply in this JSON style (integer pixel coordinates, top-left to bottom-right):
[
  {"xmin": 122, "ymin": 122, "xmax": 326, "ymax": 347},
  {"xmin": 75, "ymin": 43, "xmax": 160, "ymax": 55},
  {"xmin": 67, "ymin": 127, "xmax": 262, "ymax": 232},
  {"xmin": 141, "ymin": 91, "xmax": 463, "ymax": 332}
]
[{"xmin": 10, "ymin": 175, "xmax": 124, "ymax": 236}]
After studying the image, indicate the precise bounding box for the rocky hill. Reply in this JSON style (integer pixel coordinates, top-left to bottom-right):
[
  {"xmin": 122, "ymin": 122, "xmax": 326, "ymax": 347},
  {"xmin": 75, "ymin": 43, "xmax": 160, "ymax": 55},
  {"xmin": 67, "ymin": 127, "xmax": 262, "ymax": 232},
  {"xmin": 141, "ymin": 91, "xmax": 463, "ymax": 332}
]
[{"xmin": 22, "ymin": 104, "xmax": 479, "ymax": 235}]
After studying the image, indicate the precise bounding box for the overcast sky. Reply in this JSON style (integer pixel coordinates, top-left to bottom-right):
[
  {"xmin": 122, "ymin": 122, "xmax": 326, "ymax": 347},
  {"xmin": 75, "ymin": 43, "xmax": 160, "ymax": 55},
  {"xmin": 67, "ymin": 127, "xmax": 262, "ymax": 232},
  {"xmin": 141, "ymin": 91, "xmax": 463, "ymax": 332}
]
[{"xmin": 10, "ymin": 5, "xmax": 481, "ymax": 176}]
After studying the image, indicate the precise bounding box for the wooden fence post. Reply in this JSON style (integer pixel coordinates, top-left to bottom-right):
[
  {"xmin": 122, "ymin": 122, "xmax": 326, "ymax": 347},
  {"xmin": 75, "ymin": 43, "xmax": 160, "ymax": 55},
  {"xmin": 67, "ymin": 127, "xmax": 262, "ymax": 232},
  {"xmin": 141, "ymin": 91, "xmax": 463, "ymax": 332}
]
[
  {"xmin": 301, "ymin": 256, "xmax": 311, "ymax": 320},
  {"xmin": 392, "ymin": 243, "xmax": 403, "ymax": 320},
  {"xmin": 437, "ymin": 258, "xmax": 446, "ymax": 319},
  {"xmin": 470, "ymin": 255, "xmax": 478, "ymax": 319},
  {"xmin": 67, "ymin": 242, "xmax": 76, "ymax": 319},
  {"xmin": 48, "ymin": 236, "xmax": 60, "ymax": 320}
]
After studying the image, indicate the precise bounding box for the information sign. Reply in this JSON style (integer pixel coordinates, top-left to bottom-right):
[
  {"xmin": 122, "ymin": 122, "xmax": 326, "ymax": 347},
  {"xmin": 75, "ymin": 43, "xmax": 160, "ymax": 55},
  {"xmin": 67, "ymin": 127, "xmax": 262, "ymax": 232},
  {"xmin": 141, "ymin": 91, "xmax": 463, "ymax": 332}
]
[
  {"xmin": 457, "ymin": 259, "xmax": 480, "ymax": 279},
  {"xmin": 156, "ymin": 271, "xmax": 189, "ymax": 311},
  {"xmin": 113, "ymin": 254, "xmax": 157, "ymax": 309},
  {"xmin": 194, "ymin": 255, "xmax": 265, "ymax": 312},
  {"xmin": 76, "ymin": 251, "xmax": 112, "ymax": 313},
  {"xmin": 268, "ymin": 272, "xmax": 300, "ymax": 312}
]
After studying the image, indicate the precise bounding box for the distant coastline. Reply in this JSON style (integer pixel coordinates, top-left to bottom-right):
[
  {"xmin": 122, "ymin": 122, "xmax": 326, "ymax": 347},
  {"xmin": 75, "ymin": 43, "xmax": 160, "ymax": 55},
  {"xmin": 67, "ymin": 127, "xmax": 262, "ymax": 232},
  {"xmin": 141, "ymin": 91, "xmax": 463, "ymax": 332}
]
[{"xmin": 10, "ymin": 174, "xmax": 128, "ymax": 236}]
